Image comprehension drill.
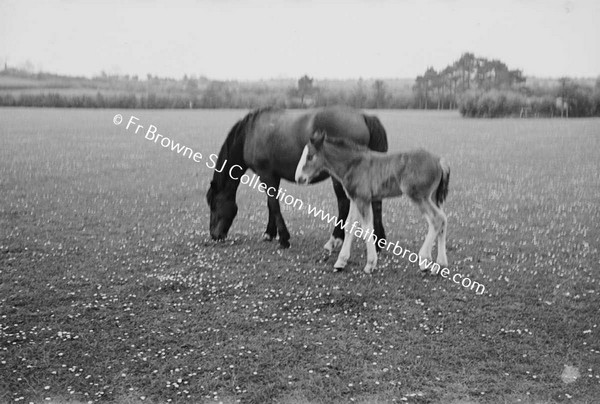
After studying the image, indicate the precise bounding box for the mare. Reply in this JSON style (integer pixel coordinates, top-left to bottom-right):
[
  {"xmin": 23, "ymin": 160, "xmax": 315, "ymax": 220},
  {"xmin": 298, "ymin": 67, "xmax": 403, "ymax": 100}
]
[
  {"xmin": 295, "ymin": 130, "xmax": 450, "ymax": 274},
  {"xmin": 206, "ymin": 106, "xmax": 388, "ymax": 250}
]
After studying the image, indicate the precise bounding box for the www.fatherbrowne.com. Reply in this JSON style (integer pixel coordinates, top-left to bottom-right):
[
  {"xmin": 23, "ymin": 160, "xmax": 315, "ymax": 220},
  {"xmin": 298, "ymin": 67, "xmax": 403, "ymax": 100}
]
[
  {"xmin": 114, "ymin": 114, "xmax": 486, "ymax": 295},
  {"xmin": 303, "ymin": 205, "xmax": 486, "ymax": 295}
]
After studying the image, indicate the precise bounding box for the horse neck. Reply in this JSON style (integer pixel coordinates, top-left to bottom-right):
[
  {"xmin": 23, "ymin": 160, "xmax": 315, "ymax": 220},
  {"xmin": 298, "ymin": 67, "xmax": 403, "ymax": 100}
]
[
  {"xmin": 212, "ymin": 134, "xmax": 247, "ymax": 196},
  {"xmin": 212, "ymin": 164, "xmax": 243, "ymax": 197},
  {"xmin": 321, "ymin": 144, "xmax": 366, "ymax": 185}
]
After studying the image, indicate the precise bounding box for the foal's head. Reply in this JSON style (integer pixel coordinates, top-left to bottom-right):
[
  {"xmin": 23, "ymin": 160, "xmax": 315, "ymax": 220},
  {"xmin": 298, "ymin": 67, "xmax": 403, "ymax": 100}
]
[
  {"xmin": 295, "ymin": 131, "xmax": 328, "ymax": 185},
  {"xmin": 295, "ymin": 131, "xmax": 366, "ymax": 185}
]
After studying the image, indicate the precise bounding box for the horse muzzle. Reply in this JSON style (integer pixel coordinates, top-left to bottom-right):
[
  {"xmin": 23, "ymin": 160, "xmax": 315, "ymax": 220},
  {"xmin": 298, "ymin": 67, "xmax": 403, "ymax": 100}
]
[
  {"xmin": 210, "ymin": 225, "xmax": 228, "ymax": 241},
  {"xmin": 295, "ymin": 174, "xmax": 309, "ymax": 185},
  {"xmin": 210, "ymin": 232, "xmax": 226, "ymax": 241}
]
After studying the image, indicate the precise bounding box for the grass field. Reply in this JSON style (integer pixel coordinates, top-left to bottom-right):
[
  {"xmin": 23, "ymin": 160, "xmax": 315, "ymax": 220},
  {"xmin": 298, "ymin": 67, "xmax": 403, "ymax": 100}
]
[{"xmin": 1, "ymin": 108, "xmax": 599, "ymax": 403}]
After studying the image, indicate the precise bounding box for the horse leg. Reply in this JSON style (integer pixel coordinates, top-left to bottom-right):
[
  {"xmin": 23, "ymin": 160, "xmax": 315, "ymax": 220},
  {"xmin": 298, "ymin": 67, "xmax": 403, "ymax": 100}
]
[
  {"xmin": 372, "ymin": 200, "xmax": 385, "ymax": 252},
  {"xmin": 326, "ymin": 179, "xmax": 348, "ymax": 253},
  {"xmin": 263, "ymin": 197, "xmax": 277, "ymax": 242},
  {"xmin": 435, "ymin": 206, "xmax": 448, "ymax": 268},
  {"xmin": 421, "ymin": 197, "xmax": 449, "ymax": 268},
  {"xmin": 263, "ymin": 175, "xmax": 291, "ymax": 248},
  {"xmin": 356, "ymin": 199, "xmax": 378, "ymax": 274},
  {"xmin": 334, "ymin": 200, "xmax": 357, "ymax": 271},
  {"xmin": 414, "ymin": 198, "xmax": 443, "ymax": 271}
]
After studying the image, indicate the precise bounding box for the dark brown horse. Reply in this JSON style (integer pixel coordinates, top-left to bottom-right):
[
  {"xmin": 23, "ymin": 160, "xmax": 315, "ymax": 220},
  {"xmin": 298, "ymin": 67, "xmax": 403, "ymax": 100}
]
[
  {"xmin": 206, "ymin": 106, "xmax": 388, "ymax": 250},
  {"xmin": 296, "ymin": 130, "xmax": 450, "ymax": 274}
]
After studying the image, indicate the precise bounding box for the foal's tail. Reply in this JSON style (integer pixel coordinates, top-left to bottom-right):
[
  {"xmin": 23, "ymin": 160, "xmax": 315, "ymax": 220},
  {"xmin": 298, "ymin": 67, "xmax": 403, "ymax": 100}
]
[
  {"xmin": 435, "ymin": 158, "xmax": 451, "ymax": 207},
  {"xmin": 363, "ymin": 114, "xmax": 389, "ymax": 152}
]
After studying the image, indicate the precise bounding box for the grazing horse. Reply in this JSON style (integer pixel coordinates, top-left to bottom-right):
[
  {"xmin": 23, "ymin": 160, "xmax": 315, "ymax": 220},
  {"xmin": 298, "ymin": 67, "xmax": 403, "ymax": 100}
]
[
  {"xmin": 206, "ymin": 106, "xmax": 388, "ymax": 250},
  {"xmin": 295, "ymin": 131, "xmax": 450, "ymax": 274}
]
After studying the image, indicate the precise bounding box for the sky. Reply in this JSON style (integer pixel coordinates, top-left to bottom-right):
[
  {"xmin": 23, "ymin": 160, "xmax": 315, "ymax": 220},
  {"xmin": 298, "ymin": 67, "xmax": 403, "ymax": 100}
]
[{"xmin": 1, "ymin": 0, "xmax": 599, "ymax": 80}]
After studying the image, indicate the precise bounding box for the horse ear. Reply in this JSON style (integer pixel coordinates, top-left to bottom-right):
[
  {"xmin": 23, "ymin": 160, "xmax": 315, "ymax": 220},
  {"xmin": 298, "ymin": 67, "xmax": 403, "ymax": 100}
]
[{"xmin": 310, "ymin": 130, "xmax": 325, "ymax": 149}]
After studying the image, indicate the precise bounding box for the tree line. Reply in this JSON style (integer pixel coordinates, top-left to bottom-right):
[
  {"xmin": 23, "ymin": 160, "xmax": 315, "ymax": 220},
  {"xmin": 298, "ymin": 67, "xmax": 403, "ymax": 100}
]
[
  {"xmin": 0, "ymin": 69, "xmax": 416, "ymax": 109},
  {"xmin": 411, "ymin": 53, "xmax": 600, "ymax": 117},
  {"xmin": 458, "ymin": 78, "xmax": 600, "ymax": 118},
  {"xmin": 1, "ymin": 57, "xmax": 599, "ymax": 116}
]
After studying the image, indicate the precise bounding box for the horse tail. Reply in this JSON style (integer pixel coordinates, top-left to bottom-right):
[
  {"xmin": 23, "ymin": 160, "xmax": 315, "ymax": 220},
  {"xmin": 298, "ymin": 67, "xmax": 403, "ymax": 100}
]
[
  {"xmin": 363, "ymin": 114, "xmax": 388, "ymax": 152},
  {"xmin": 435, "ymin": 158, "xmax": 450, "ymax": 207}
]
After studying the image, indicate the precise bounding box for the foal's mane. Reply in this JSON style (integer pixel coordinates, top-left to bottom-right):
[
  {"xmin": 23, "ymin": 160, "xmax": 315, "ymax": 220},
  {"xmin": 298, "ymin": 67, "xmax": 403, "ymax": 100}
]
[{"xmin": 212, "ymin": 107, "xmax": 276, "ymax": 190}]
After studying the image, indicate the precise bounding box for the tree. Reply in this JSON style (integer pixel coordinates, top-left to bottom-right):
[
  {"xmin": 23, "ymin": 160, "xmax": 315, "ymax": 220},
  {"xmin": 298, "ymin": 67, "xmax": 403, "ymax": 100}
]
[
  {"xmin": 201, "ymin": 81, "xmax": 231, "ymax": 108},
  {"xmin": 508, "ymin": 69, "xmax": 525, "ymax": 87},
  {"xmin": 457, "ymin": 53, "xmax": 476, "ymax": 90},
  {"xmin": 415, "ymin": 52, "xmax": 529, "ymax": 110},
  {"xmin": 350, "ymin": 78, "xmax": 367, "ymax": 108},
  {"xmin": 423, "ymin": 67, "xmax": 438, "ymax": 109},
  {"xmin": 413, "ymin": 76, "xmax": 425, "ymax": 109},
  {"xmin": 185, "ymin": 78, "xmax": 199, "ymax": 108},
  {"xmin": 297, "ymin": 75, "xmax": 314, "ymax": 106},
  {"xmin": 372, "ymin": 80, "xmax": 387, "ymax": 108},
  {"xmin": 441, "ymin": 66, "xmax": 456, "ymax": 109}
]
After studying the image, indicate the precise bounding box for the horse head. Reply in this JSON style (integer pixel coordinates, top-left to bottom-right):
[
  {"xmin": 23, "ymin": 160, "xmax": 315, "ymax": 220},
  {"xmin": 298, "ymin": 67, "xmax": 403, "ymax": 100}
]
[{"xmin": 206, "ymin": 180, "xmax": 238, "ymax": 240}]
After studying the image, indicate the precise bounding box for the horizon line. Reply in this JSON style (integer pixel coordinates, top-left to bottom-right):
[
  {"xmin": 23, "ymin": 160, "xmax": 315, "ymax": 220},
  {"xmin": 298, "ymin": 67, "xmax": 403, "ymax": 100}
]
[{"xmin": 3, "ymin": 66, "xmax": 597, "ymax": 83}]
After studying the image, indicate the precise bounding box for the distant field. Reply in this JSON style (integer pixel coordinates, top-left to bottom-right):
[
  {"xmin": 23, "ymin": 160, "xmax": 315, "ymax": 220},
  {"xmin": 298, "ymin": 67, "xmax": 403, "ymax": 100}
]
[
  {"xmin": 0, "ymin": 76, "xmax": 90, "ymax": 92},
  {"xmin": 0, "ymin": 76, "xmax": 47, "ymax": 89},
  {"xmin": 1, "ymin": 109, "xmax": 599, "ymax": 403}
]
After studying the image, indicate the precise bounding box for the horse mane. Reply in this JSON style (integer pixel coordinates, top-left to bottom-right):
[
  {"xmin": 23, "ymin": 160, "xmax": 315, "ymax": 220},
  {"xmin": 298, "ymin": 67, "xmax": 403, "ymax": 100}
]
[
  {"xmin": 323, "ymin": 134, "xmax": 369, "ymax": 152},
  {"xmin": 212, "ymin": 107, "xmax": 277, "ymax": 190}
]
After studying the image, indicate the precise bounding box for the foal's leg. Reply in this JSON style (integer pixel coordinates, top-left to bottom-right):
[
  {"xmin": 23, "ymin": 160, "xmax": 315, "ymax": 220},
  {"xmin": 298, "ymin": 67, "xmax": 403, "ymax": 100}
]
[
  {"xmin": 262, "ymin": 175, "xmax": 291, "ymax": 248},
  {"xmin": 435, "ymin": 206, "xmax": 448, "ymax": 267},
  {"xmin": 334, "ymin": 201, "xmax": 357, "ymax": 271},
  {"xmin": 415, "ymin": 198, "xmax": 443, "ymax": 271},
  {"xmin": 326, "ymin": 179, "xmax": 349, "ymax": 253},
  {"xmin": 356, "ymin": 200, "xmax": 378, "ymax": 274}
]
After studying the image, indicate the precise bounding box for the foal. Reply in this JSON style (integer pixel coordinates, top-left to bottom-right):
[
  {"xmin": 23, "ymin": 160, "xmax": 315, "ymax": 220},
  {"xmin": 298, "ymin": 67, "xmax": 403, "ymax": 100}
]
[{"xmin": 295, "ymin": 131, "xmax": 450, "ymax": 274}]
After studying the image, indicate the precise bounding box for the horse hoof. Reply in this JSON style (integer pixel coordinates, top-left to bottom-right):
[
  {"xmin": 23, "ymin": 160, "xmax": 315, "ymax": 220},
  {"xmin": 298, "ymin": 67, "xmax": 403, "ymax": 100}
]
[
  {"xmin": 419, "ymin": 267, "xmax": 434, "ymax": 278},
  {"xmin": 333, "ymin": 258, "xmax": 347, "ymax": 270},
  {"xmin": 323, "ymin": 236, "xmax": 343, "ymax": 253},
  {"xmin": 262, "ymin": 233, "xmax": 274, "ymax": 242},
  {"xmin": 279, "ymin": 240, "xmax": 290, "ymax": 249},
  {"xmin": 419, "ymin": 258, "xmax": 433, "ymax": 271},
  {"xmin": 363, "ymin": 263, "xmax": 376, "ymax": 274},
  {"xmin": 430, "ymin": 265, "xmax": 443, "ymax": 276},
  {"xmin": 437, "ymin": 259, "xmax": 448, "ymax": 268}
]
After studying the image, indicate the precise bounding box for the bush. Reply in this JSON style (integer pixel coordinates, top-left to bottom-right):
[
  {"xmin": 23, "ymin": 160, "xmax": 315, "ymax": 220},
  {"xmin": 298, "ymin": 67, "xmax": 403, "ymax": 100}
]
[{"xmin": 457, "ymin": 88, "xmax": 600, "ymax": 118}]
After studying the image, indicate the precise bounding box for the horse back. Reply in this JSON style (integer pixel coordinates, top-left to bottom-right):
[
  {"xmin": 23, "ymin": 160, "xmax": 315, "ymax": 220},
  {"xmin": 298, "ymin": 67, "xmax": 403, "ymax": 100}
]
[
  {"xmin": 312, "ymin": 106, "xmax": 370, "ymax": 144},
  {"xmin": 356, "ymin": 149, "xmax": 442, "ymax": 200},
  {"xmin": 243, "ymin": 107, "xmax": 372, "ymax": 182},
  {"xmin": 241, "ymin": 109, "xmax": 313, "ymax": 181}
]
